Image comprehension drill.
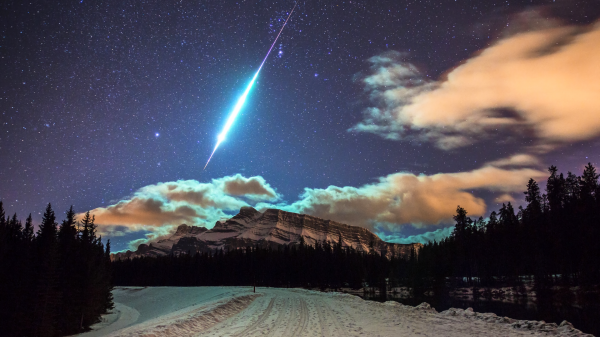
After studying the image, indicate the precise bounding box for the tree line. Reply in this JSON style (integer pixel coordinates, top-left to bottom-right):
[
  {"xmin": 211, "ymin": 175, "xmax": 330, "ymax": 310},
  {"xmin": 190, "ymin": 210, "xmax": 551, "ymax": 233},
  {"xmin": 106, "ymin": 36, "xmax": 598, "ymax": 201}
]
[
  {"xmin": 112, "ymin": 235, "xmax": 406, "ymax": 293},
  {"xmin": 411, "ymin": 163, "xmax": 600, "ymax": 294},
  {"xmin": 0, "ymin": 203, "xmax": 113, "ymax": 337}
]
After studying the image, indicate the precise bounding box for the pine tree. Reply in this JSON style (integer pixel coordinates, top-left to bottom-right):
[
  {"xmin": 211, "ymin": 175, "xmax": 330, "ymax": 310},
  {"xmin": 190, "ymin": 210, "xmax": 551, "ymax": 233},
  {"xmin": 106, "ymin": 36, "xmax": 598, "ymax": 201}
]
[
  {"xmin": 77, "ymin": 210, "xmax": 113, "ymax": 330},
  {"xmin": 34, "ymin": 203, "xmax": 61, "ymax": 337},
  {"xmin": 57, "ymin": 206, "xmax": 82, "ymax": 334},
  {"xmin": 0, "ymin": 202, "xmax": 16, "ymax": 334},
  {"xmin": 58, "ymin": 206, "xmax": 77, "ymax": 244},
  {"xmin": 565, "ymin": 172, "xmax": 580, "ymax": 201},
  {"xmin": 9, "ymin": 213, "xmax": 22, "ymax": 236},
  {"xmin": 17, "ymin": 212, "xmax": 36, "ymax": 336},
  {"xmin": 524, "ymin": 179, "xmax": 542, "ymax": 220},
  {"xmin": 104, "ymin": 239, "xmax": 115, "ymax": 311},
  {"xmin": 580, "ymin": 163, "xmax": 599, "ymax": 199},
  {"xmin": 37, "ymin": 203, "xmax": 57, "ymax": 242},
  {"xmin": 79, "ymin": 210, "xmax": 97, "ymax": 244},
  {"xmin": 452, "ymin": 206, "xmax": 471, "ymax": 240},
  {"xmin": 0, "ymin": 200, "xmax": 5, "ymax": 228},
  {"xmin": 23, "ymin": 214, "xmax": 34, "ymax": 242},
  {"xmin": 487, "ymin": 211, "xmax": 498, "ymax": 232},
  {"xmin": 546, "ymin": 166, "xmax": 565, "ymax": 212}
]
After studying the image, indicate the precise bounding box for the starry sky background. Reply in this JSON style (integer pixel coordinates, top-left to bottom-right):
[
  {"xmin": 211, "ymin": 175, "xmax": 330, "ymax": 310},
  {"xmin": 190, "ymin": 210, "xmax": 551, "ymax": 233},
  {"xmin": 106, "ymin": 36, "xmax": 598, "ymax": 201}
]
[{"xmin": 2, "ymin": 0, "xmax": 599, "ymax": 252}]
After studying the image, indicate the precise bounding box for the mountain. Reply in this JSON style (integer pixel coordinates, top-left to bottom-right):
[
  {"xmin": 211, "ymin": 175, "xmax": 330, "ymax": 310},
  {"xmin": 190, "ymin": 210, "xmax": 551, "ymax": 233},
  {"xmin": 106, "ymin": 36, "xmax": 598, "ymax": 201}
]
[{"xmin": 112, "ymin": 207, "xmax": 422, "ymax": 260}]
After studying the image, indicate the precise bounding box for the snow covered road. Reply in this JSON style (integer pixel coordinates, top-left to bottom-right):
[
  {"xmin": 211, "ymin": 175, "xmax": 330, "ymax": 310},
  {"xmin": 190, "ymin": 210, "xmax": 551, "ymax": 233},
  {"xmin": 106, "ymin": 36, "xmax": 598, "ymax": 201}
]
[{"xmin": 78, "ymin": 287, "xmax": 590, "ymax": 336}]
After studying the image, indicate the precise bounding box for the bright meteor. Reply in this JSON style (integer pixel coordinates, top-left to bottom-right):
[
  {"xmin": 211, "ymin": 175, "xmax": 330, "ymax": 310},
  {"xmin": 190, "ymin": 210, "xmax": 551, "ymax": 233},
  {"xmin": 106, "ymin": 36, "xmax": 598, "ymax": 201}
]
[{"xmin": 203, "ymin": 2, "xmax": 297, "ymax": 170}]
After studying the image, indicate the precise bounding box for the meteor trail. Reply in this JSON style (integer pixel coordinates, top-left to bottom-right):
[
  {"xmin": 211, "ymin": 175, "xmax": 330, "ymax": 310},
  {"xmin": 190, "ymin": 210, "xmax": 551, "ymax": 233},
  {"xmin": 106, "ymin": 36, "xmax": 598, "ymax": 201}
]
[{"xmin": 204, "ymin": 2, "xmax": 297, "ymax": 170}]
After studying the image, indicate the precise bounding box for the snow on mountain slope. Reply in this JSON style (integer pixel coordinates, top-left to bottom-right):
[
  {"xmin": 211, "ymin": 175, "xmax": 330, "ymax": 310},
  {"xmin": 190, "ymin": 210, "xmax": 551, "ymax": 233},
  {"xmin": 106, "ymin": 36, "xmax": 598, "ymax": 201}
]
[{"xmin": 112, "ymin": 207, "xmax": 422, "ymax": 260}]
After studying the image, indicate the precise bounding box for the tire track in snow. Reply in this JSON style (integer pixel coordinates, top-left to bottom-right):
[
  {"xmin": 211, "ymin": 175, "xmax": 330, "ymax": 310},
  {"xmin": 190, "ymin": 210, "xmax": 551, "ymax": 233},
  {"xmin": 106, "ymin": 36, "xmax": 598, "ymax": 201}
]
[
  {"xmin": 280, "ymin": 297, "xmax": 297, "ymax": 337},
  {"xmin": 291, "ymin": 298, "xmax": 309, "ymax": 337},
  {"xmin": 265, "ymin": 297, "xmax": 289, "ymax": 337},
  {"xmin": 232, "ymin": 296, "xmax": 275, "ymax": 337}
]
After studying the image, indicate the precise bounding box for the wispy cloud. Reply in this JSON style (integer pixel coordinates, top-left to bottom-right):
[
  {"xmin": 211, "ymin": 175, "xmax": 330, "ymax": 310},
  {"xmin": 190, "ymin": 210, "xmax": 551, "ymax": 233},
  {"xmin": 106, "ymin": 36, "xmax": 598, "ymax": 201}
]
[
  {"xmin": 484, "ymin": 154, "xmax": 541, "ymax": 168},
  {"xmin": 351, "ymin": 20, "xmax": 600, "ymax": 151}
]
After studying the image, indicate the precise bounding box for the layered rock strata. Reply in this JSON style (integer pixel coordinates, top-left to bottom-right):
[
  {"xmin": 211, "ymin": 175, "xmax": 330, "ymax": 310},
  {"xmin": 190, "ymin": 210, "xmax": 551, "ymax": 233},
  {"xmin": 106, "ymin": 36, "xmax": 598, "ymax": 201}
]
[{"xmin": 112, "ymin": 207, "xmax": 422, "ymax": 260}]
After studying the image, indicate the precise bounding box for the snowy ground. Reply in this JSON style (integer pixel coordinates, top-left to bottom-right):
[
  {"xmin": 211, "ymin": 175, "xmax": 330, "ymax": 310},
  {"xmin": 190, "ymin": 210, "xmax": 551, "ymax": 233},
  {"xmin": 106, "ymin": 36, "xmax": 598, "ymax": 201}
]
[{"xmin": 77, "ymin": 287, "xmax": 591, "ymax": 337}]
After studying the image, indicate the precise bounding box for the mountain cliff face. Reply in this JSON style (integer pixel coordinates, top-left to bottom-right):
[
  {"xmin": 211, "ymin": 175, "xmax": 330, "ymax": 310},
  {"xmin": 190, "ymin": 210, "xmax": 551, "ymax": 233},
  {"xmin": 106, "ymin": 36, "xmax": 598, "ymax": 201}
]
[{"xmin": 112, "ymin": 207, "xmax": 422, "ymax": 260}]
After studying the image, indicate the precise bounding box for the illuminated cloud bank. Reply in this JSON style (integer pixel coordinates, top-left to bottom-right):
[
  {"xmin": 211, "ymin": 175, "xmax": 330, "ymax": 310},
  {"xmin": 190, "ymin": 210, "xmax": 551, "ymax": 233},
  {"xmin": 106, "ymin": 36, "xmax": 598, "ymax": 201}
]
[
  {"xmin": 89, "ymin": 163, "xmax": 544, "ymax": 247},
  {"xmin": 278, "ymin": 165, "xmax": 544, "ymax": 228},
  {"xmin": 85, "ymin": 175, "xmax": 279, "ymax": 237},
  {"xmin": 351, "ymin": 20, "xmax": 600, "ymax": 151}
]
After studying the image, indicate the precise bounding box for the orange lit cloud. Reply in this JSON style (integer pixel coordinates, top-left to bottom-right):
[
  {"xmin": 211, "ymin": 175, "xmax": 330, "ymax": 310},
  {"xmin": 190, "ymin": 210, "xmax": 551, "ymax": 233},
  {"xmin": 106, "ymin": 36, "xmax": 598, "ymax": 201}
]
[
  {"xmin": 90, "ymin": 165, "xmax": 545, "ymax": 242},
  {"xmin": 351, "ymin": 21, "xmax": 600, "ymax": 150},
  {"xmin": 222, "ymin": 175, "xmax": 277, "ymax": 199},
  {"xmin": 272, "ymin": 165, "xmax": 545, "ymax": 228},
  {"xmin": 83, "ymin": 175, "xmax": 279, "ymax": 236}
]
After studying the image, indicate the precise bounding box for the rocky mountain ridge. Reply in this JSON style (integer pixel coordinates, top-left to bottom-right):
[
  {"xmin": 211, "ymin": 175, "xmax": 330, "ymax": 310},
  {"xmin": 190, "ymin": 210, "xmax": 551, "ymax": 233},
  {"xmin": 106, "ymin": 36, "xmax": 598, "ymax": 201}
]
[{"xmin": 112, "ymin": 207, "xmax": 422, "ymax": 260}]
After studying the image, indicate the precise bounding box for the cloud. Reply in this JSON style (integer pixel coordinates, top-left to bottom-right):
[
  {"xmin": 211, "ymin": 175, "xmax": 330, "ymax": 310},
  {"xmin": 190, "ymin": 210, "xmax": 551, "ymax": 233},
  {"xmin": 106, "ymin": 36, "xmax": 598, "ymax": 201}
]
[
  {"xmin": 125, "ymin": 226, "xmax": 177, "ymax": 251},
  {"xmin": 351, "ymin": 20, "xmax": 600, "ymax": 151},
  {"xmin": 484, "ymin": 154, "xmax": 541, "ymax": 168},
  {"xmin": 93, "ymin": 165, "xmax": 545, "ymax": 248},
  {"xmin": 494, "ymin": 193, "xmax": 516, "ymax": 204},
  {"xmin": 83, "ymin": 175, "xmax": 279, "ymax": 237},
  {"xmin": 276, "ymin": 165, "xmax": 545, "ymax": 228},
  {"xmin": 221, "ymin": 174, "xmax": 278, "ymax": 200}
]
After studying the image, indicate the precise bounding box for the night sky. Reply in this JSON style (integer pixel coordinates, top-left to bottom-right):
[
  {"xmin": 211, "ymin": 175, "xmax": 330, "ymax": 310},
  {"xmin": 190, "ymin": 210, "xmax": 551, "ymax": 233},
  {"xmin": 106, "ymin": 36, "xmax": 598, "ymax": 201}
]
[{"xmin": 2, "ymin": 0, "xmax": 599, "ymax": 252}]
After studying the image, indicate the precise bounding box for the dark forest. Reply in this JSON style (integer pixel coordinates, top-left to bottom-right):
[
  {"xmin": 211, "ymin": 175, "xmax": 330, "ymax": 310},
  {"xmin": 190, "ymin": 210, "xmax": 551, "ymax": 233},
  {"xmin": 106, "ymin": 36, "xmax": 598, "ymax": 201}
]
[{"xmin": 0, "ymin": 204, "xmax": 113, "ymax": 336}]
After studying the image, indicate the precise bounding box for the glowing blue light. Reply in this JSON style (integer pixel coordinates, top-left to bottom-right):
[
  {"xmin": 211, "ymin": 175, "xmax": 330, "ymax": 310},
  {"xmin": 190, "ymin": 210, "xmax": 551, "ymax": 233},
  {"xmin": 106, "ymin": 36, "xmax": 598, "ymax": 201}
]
[
  {"xmin": 203, "ymin": 70, "xmax": 260, "ymax": 169},
  {"xmin": 203, "ymin": 2, "xmax": 297, "ymax": 170}
]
